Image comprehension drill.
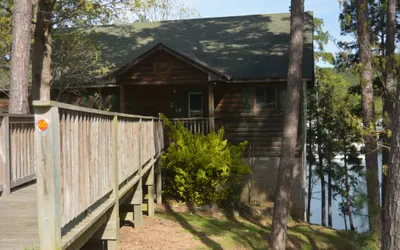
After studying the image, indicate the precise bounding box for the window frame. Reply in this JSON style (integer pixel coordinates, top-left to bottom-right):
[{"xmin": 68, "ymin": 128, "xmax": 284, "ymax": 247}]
[
  {"xmin": 254, "ymin": 86, "xmax": 277, "ymax": 110},
  {"xmin": 188, "ymin": 92, "xmax": 204, "ymax": 118}
]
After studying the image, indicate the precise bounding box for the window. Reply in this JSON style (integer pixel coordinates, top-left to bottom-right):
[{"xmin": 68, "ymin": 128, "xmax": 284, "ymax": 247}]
[
  {"xmin": 255, "ymin": 87, "xmax": 276, "ymax": 108},
  {"xmin": 188, "ymin": 92, "xmax": 203, "ymax": 117}
]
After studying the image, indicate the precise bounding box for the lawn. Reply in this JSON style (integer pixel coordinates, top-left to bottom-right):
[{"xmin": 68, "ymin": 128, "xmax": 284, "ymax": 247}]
[{"xmin": 122, "ymin": 202, "xmax": 376, "ymax": 250}]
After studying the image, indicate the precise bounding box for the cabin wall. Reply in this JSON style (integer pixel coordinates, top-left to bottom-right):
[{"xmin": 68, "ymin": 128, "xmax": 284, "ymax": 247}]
[
  {"xmin": 123, "ymin": 84, "xmax": 209, "ymax": 118},
  {"xmin": 115, "ymin": 48, "xmax": 306, "ymax": 219},
  {"xmin": 215, "ymin": 82, "xmax": 304, "ymax": 219}
]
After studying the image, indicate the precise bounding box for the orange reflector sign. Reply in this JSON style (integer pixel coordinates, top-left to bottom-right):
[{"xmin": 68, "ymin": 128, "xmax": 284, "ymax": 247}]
[{"xmin": 37, "ymin": 119, "xmax": 49, "ymax": 131}]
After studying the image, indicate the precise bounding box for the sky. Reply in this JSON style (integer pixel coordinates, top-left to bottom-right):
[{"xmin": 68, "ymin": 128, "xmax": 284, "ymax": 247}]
[{"xmin": 182, "ymin": 0, "xmax": 353, "ymax": 66}]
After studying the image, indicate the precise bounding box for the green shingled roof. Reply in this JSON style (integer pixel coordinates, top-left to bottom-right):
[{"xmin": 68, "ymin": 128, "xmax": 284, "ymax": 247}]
[{"xmin": 86, "ymin": 12, "xmax": 314, "ymax": 80}]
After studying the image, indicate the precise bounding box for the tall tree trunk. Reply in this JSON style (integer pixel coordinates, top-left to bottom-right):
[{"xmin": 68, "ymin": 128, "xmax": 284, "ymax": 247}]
[
  {"xmin": 307, "ymin": 113, "xmax": 313, "ymax": 223},
  {"xmin": 343, "ymin": 140, "xmax": 355, "ymax": 231},
  {"xmin": 342, "ymin": 196, "xmax": 348, "ymax": 231},
  {"xmin": 316, "ymin": 93, "xmax": 326, "ymax": 227},
  {"xmin": 381, "ymin": 68, "xmax": 400, "ymax": 250},
  {"xmin": 320, "ymin": 171, "xmax": 326, "ymax": 226},
  {"xmin": 382, "ymin": 0, "xmax": 395, "ymax": 216},
  {"xmin": 8, "ymin": 0, "xmax": 32, "ymax": 114},
  {"xmin": 328, "ymin": 169, "xmax": 332, "ymax": 228},
  {"xmin": 31, "ymin": 0, "xmax": 53, "ymax": 101},
  {"xmin": 356, "ymin": 0, "xmax": 381, "ymax": 236},
  {"xmin": 269, "ymin": 0, "xmax": 304, "ymax": 248}
]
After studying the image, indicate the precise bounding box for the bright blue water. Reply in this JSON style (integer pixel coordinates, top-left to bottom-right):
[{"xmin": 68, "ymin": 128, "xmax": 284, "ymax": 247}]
[{"xmin": 309, "ymin": 153, "xmax": 382, "ymax": 232}]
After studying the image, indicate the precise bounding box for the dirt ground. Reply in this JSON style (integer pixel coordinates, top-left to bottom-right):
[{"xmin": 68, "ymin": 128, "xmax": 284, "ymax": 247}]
[{"xmin": 120, "ymin": 214, "xmax": 202, "ymax": 250}]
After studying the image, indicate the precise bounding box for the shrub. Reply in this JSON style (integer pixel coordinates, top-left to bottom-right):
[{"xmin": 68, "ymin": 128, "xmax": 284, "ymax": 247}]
[{"xmin": 160, "ymin": 114, "xmax": 250, "ymax": 205}]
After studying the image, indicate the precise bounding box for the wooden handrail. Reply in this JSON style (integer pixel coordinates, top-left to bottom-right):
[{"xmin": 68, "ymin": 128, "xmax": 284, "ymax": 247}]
[
  {"xmin": 33, "ymin": 100, "xmax": 158, "ymax": 120},
  {"xmin": 33, "ymin": 101, "xmax": 165, "ymax": 249}
]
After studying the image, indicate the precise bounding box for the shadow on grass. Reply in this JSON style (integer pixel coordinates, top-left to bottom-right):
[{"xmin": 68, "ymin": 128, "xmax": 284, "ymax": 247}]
[
  {"xmin": 288, "ymin": 224, "xmax": 358, "ymax": 250},
  {"xmin": 161, "ymin": 203, "xmax": 363, "ymax": 250},
  {"xmin": 164, "ymin": 203, "xmax": 224, "ymax": 250}
]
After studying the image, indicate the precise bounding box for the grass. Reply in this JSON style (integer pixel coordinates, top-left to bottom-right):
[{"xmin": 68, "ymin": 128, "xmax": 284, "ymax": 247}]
[{"xmin": 157, "ymin": 203, "xmax": 375, "ymax": 250}]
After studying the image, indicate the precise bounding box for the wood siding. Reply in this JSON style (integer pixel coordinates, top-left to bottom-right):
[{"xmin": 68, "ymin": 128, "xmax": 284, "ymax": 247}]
[
  {"xmin": 215, "ymin": 83, "xmax": 287, "ymax": 157},
  {"xmin": 119, "ymin": 50, "xmax": 208, "ymax": 85}
]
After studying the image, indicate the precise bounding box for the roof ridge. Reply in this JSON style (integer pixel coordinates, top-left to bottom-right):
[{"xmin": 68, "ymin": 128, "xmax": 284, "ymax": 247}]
[{"xmin": 86, "ymin": 11, "xmax": 313, "ymax": 29}]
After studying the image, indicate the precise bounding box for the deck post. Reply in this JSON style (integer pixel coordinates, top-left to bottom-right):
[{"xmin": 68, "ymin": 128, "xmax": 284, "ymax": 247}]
[
  {"xmin": 208, "ymin": 82, "xmax": 215, "ymax": 132},
  {"xmin": 0, "ymin": 116, "xmax": 10, "ymax": 196},
  {"xmin": 131, "ymin": 118, "xmax": 143, "ymax": 228},
  {"xmin": 145, "ymin": 164, "xmax": 155, "ymax": 217},
  {"xmin": 33, "ymin": 104, "xmax": 62, "ymax": 250},
  {"xmin": 131, "ymin": 183, "xmax": 143, "ymax": 228},
  {"xmin": 155, "ymin": 159, "xmax": 162, "ymax": 204}
]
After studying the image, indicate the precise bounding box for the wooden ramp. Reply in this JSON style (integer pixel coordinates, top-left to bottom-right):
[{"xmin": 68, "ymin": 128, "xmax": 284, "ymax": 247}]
[
  {"xmin": 0, "ymin": 184, "xmax": 38, "ymax": 250},
  {"xmin": 0, "ymin": 101, "xmax": 165, "ymax": 249}
]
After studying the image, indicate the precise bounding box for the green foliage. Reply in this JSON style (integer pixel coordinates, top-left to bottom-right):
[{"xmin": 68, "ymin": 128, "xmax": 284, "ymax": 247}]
[
  {"xmin": 123, "ymin": 0, "xmax": 200, "ymax": 22},
  {"xmin": 308, "ymin": 67, "xmax": 366, "ymax": 227},
  {"xmin": 314, "ymin": 17, "xmax": 335, "ymax": 64},
  {"xmin": 0, "ymin": 0, "xmax": 12, "ymax": 85},
  {"xmin": 160, "ymin": 114, "xmax": 250, "ymax": 205},
  {"xmin": 52, "ymin": 29, "xmax": 114, "ymax": 101}
]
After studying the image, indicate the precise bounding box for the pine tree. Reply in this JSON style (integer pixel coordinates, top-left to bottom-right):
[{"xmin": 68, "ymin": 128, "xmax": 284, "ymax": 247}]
[
  {"xmin": 8, "ymin": 0, "xmax": 32, "ymax": 113},
  {"xmin": 269, "ymin": 0, "xmax": 304, "ymax": 248}
]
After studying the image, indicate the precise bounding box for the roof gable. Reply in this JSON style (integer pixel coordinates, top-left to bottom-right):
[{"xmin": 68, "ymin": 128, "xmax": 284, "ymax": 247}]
[
  {"xmin": 117, "ymin": 48, "xmax": 210, "ymax": 84},
  {"xmin": 110, "ymin": 43, "xmax": 228, "ymax": 81}
]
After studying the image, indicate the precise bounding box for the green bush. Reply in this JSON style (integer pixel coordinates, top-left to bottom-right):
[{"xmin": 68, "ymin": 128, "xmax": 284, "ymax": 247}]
[{"xmin": 160, "ymin": 114, "xmax": 251, "ymax": 205}]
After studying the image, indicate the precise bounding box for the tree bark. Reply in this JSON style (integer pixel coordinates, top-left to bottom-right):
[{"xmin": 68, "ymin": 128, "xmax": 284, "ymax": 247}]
[
  {"xmin": 381, "ymin": 69, "xmax": 400, "ymax": 250},
  {"xmin": 31, "ymin": 0, "xmax": 53, "ymax": 101},
  {"xmin": 342, "ymin": 195, "xmax": 348, "ymax": 231},
  {"xmin": 382, "ymin": 0, "xmax": 395, "ymax": 215},
  {"xmin": 307, "ymin": 113, "xmax": 313, "ymax": 223},
  {"xmin": 328, "ymin": 170, "xmax": 332, "ymax": 228},
  {"xmin": 8, "ymin": 0, "xmax": 32, "ymax": 114},
  {"xmin": 317, "ymin": 94, "xmax": 326, "ymax": 227},
  {"xmin": 343, "ymin": 141, "xmax": 355, "ymax": 231},
  {"xmin": 320, "ymin": 171, "xmax": 326, "ymax": 226},
  {"xmin": 269, "ymin": 0, "xmax": 304, "ymax": 248},
  {"xmin": 356, "ymin": 0, "xmax": 381, "ymax": 236}
]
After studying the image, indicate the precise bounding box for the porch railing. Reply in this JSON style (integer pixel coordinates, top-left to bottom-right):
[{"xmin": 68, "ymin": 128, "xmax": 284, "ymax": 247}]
[
  {"xmin": 170, "ymin": 117, "xmax": 222, "ymax": 135},
  {"xmin": 0, "ymin": 114, "xmax": 35, "ymax": 196}
]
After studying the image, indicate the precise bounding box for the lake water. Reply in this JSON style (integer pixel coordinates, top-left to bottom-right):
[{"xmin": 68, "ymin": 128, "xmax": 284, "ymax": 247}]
[{"xmin": 309, "ymin": 153, "xmax": 382, "ymax": 232}]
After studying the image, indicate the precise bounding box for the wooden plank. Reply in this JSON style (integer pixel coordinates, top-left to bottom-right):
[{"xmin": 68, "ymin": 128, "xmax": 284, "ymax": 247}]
[
  {"xmin": 0, "ymin": 116, "xmax": 10, "ymax": 196},
  {"xmin": 0, "ymin": 184, "xmax": 39, "ymax": 249},
  {"xmin": 61, "ymin": 198, "xmax": 115, "ymax": 250},
  {"xmin": 34, "ymin": 105, "xmax": 62, "ymax": 250},
  {"xmin": 10, "ymin": 173, "xmax": 36, "ymax": 188}
]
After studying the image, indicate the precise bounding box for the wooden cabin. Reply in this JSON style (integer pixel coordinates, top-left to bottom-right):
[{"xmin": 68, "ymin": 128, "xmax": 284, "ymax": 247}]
[
  {"xmin": 2, "ymin": 12, "xmax": 314, "ymax": 219},
  {"xmin": 79, "ymin": 12, "xmax": 314, "ymax": 219}
]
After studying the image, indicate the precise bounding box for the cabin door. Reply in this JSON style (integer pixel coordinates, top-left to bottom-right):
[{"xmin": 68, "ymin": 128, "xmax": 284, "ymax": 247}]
[{"xmin": 188, "ymin": 92, "xmax": 203, "ymax": 117}]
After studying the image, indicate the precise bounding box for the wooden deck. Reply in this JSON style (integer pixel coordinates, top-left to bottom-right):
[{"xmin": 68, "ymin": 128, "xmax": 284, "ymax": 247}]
[
  {"xmin": 0, "ymin": 101, "xmax": 165, "ymax": 249},
  {"xmin": 0, "ymin": 183, "xmax": 38, "ymax": 250}
]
